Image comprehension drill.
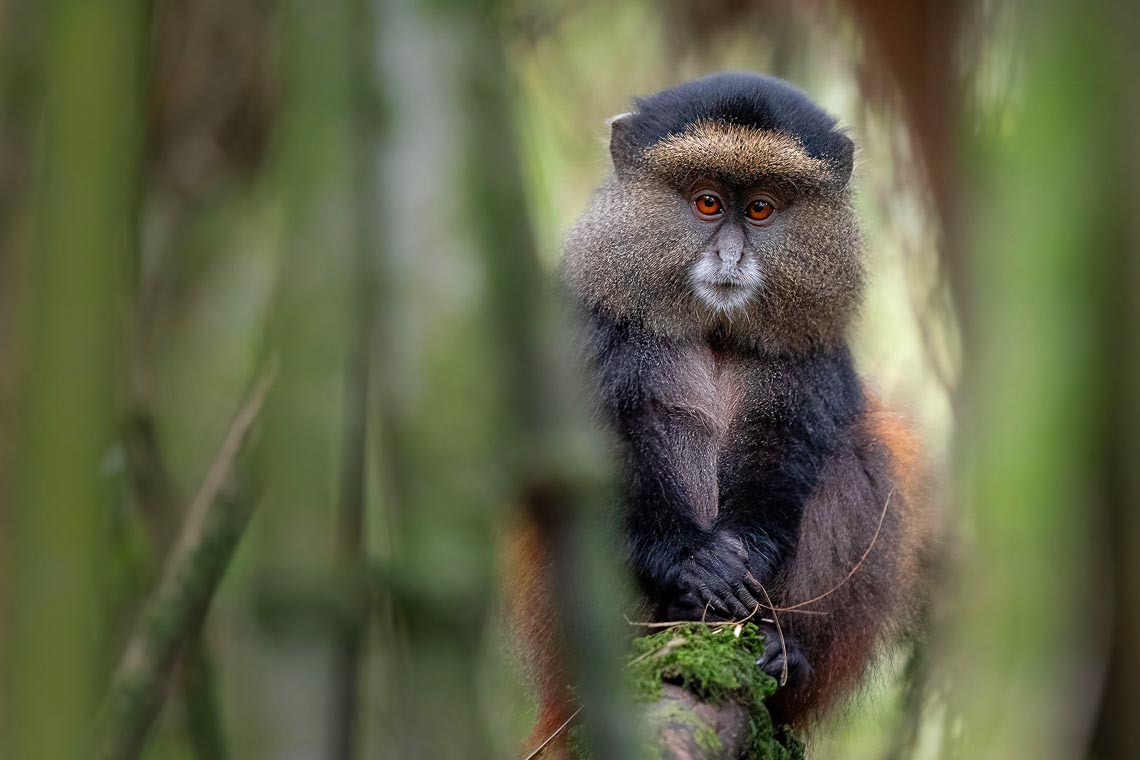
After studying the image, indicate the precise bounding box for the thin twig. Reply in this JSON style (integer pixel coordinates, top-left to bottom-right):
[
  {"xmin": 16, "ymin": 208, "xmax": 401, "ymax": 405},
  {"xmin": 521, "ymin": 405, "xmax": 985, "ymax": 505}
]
[
  {"xmin": 625, "ymin": 617, "xmax": 695, "ymax": 629},
  {"xmin": 624, "ymin": 605, "xmax": 822, "ymax": 629},
  {"xmin": 523, "ymin": 706, "xmax": 583, "ymax": 760},
  {"xmin": 627, "ymin": 636, "xmax": 688, "ymax": 667},
  {"xmin": 776, "ymin": 489, "xmax": 894, "ymax": 612},
  {"xmin": 172, "ymin": 370, "xmax": 276, "ymax": 561},
  {"xmin": 730, "ymin": 599, "xmax": 763, "ymax": 625}
]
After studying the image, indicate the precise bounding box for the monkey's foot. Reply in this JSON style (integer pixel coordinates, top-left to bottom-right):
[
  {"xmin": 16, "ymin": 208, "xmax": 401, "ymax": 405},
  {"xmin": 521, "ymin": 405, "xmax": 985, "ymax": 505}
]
[{"xmin": 757, "ymin": 624, "xmax": 811, "ymax": 690}]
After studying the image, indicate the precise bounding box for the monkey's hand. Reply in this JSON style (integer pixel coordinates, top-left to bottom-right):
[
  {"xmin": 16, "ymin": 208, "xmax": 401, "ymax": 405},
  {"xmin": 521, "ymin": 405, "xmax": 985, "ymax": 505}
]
[
  {"xmin": 660, "ymin": 530, "xmax": 767, "ymax": 622},
  {"xmin": 757, "ymin": 622, "xmax": 812, "ymax": 691}
]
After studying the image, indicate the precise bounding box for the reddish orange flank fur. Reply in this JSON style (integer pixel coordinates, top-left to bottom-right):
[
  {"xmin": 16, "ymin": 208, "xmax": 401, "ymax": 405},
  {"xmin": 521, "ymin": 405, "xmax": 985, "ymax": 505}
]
[{"xmin": 503, "ymin": 518, "xmax": 576, "ymax": 758}]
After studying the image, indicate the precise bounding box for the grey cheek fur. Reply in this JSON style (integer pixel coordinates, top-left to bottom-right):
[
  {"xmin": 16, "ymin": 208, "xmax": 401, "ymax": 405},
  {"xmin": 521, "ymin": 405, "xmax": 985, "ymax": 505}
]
[{"xmin": 562, "ymin": 172, "xmax": 864, "ymax": 354}]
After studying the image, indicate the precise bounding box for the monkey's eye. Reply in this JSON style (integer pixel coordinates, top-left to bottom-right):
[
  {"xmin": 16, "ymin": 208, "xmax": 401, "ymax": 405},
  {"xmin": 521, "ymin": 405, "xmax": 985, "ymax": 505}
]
[
  {"xmin": 745, "ymin": 198, "xmax": 775, "ymax": 224},
  {"xmin": 692, "ymin": 193, "xmax": 724, "ymax": 219}
]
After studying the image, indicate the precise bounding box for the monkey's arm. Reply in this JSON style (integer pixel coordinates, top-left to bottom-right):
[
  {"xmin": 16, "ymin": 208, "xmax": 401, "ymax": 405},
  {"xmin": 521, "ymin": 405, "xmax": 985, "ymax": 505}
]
[
  {"xmin": 590, "ymin": 315, "xmax": 764, "ymax": 620},
  {"xmin": 713, "ymin": 350, "xmax": 866, "ymax": 605}
]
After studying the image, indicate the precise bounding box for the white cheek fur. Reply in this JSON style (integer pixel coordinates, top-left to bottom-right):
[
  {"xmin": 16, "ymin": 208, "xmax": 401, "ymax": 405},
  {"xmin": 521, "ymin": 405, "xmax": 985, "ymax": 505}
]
[{"xmin": 689, "ymin": 252, "xmax": 763, "ymax": 314}]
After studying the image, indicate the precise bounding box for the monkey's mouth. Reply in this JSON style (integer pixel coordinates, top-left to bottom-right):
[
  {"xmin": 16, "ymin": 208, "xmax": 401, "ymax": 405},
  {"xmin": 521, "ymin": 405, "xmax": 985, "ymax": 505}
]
[
  {"xmin": 704, "ymin": 276, "xmax": 747, "ymax": 290},
  {"xmin": 692, "ymin": 273, "xmax": 760, "ymax": 314},
  {"xmin": 690, "ymin": 256, "xmax": 763, "ymax": 314},
  {"xmin": 696, "ymin": 267, "xmax": 758, "ymax": 289}
]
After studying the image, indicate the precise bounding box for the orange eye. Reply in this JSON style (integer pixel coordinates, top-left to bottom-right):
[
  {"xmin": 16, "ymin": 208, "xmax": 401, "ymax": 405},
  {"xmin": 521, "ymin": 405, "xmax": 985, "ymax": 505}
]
[
  {"xmin": 693, "ymin": 193, "xmax": 723, "ymax": 218},
  {"xmin": 746, "ymin": 199, "xmax": 774, "ymax": 223}
]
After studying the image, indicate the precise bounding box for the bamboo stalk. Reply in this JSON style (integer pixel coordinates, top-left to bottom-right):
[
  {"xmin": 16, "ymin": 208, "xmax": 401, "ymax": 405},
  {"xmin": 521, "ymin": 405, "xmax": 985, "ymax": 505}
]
[
  {"xmin": 2, "ymin": 1, "xmax": 148, "ymax": 756},
  {"xmin": 327, "ymin": 0, "xmax": 379, "ymax": 745}
]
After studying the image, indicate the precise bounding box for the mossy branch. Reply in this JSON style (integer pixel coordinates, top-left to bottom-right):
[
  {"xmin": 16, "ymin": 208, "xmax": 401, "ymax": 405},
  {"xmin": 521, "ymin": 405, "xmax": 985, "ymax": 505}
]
[
  {"xmin": 96, "ymin": 370, "xmax": 274, "ymax": 760},
  {"xmin": 609, "ymin": 623, "xmax": 804, "ymax": 760}
]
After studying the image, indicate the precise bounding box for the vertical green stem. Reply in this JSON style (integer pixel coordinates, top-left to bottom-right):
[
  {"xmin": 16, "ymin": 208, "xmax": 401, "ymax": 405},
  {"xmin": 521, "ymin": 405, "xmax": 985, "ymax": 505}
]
[
  {"xmin": 950, "ymin": 2, "xmax": 1129, "ymax": 756},
  {"xmin": 264, "ymin": 0, "xmax": 361, "ymax": 756},
  {"xmin": 328, "ymin": 2, "xmax": 381, "ymax": 756},
  {"xmin": 2, "ymin": 0, "xmax": 147, "ymax": 756},
  {"xmin": 457, "ymin": 4, "xmax": 637, "ymax": 757}
]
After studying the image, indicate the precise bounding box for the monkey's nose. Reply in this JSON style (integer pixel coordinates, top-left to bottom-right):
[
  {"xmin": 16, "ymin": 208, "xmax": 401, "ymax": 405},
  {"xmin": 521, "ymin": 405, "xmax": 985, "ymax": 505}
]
[
  {"xmin": 715, "ymin": 224, "xmax": 745, "ymax": 265},
  {"xmin": 717, "ymin": 246, "xmax": 743, "ymax": 265}
]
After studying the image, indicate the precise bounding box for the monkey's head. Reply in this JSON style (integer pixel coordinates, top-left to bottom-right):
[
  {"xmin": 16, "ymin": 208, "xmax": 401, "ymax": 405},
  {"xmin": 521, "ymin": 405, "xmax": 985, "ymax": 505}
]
[{"xmin": 562, "ymin": 72, "xmax": 863, "ymax": 353}]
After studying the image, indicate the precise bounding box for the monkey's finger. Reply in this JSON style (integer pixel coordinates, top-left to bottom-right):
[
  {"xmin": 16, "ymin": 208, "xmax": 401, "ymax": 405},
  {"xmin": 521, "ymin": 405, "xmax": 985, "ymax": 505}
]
[
  {"xmin": 700, "ymin": 571, "xmax": 739, "ymax": 610},
  {"xmin": 731, "ymin": 582, "xmax": 760, "ymax": 616},
  {"xmin": 711, "ymin": 562, "xmax": 756, "ymax": 610},
  {"xmin": 703, "ymin": 598, "xmax": 737, "ymax": 622},
  {"xmin": 694, "ymin": 597, "xmax": 730, "ymax": 622},
  {"xmin": 691, "ymin": 557, "xmax": 749, "ymax": 617},
  {"xmin": 726, "ymin": 596, "xmax": 752, "ymax": 620},
  {"xmin": 722, "ymin": 583, "xmax": 757, "ymax": 620},
  {"xmin": 694, "ymin": 580, "xmax": 717, "ymax": 609},
  {"xmin": 742, "ymin": 570, "xmax": 767, "ymax": 599},
  {"xmin": 706, "ymin": 582, "xmax": 750, "ymax": 619},
  {"xmin": 692, "ymin": 580, "xmax": 734, "ymax": 620}
]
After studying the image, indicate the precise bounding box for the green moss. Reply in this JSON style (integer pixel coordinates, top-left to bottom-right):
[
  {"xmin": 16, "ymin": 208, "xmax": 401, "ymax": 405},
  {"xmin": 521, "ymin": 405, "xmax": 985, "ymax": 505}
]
[
  {"xmin": 692, "ymin": 721, "xmax": 724, "ymax": 753},
  {"xmin": 627, "ymin": 623, "xmax": 804, "ymax": 760}
]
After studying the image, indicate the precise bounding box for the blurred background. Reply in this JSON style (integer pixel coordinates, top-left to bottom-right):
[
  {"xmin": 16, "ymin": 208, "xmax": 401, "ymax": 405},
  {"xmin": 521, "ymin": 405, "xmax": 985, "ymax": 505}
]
[{"xmin": 0, "ymin": 0, "xmax": 1136, "ymax": 758}]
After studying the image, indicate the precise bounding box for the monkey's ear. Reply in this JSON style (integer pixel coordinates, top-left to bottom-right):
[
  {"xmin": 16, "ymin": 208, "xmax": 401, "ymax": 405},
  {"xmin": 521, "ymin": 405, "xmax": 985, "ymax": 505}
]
[
  {"xmin": 830, "ymin": 132, "xmax": 855, "ymax": 187},
  {"xmin": 607, "ymin": 112, "xmax": 640, "ymax": 179}
]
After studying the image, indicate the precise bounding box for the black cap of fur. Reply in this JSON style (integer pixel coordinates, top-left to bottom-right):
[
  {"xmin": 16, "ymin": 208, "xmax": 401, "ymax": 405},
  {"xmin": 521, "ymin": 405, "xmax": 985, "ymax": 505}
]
[{"xmin": 624, "ymin": 71, "xmax": 853, "ymax": 179}]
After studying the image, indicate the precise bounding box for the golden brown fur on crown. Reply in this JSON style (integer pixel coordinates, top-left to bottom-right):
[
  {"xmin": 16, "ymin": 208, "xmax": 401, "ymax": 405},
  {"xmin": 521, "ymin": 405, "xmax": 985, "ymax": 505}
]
[{"xmin": 643, "ymin": 120, "xmax": 834, "ymax": 191}]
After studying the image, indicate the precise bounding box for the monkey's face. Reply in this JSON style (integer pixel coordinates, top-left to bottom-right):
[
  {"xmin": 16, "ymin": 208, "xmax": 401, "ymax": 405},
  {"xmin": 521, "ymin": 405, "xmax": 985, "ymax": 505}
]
[
  {"xmin": 562, "ymin": 117, "xmax": 863, "ymax": 352},
  {"xmin": 678, "ymin": 182, "xmax": 780, "ymax": 316}
]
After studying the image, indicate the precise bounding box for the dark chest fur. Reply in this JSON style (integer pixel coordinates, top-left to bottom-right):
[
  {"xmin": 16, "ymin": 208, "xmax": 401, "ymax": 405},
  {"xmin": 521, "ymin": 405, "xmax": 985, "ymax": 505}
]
[
  {"xmin": 591, "ymin": 313, "xmax": 865, "ymax": 550},
  {"xmin": 669, "ymin": 343, "xmax": 864, "ymax": 525}
]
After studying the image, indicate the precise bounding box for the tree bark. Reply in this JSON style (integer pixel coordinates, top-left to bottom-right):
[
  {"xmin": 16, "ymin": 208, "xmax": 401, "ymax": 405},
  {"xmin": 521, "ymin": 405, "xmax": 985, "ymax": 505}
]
[{"xmin": 643, "ymin": 685, "xmax": 750, "ymax": 760}]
